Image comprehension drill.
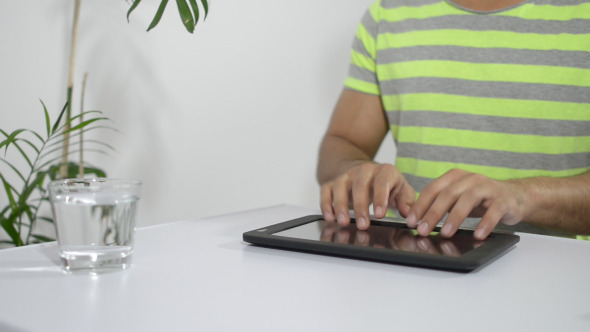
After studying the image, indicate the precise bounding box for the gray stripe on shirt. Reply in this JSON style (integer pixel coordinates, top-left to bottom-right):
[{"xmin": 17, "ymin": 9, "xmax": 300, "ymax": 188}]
[
  {"xmin": 380, "ymin": 77, "xmax": 590, "ymax": 103},
  {"xmin": 349, "ymin": 64, "xmax": 378, "ymax": 86},
  {"xmin": 386, "ymin": 110, "xmax": 590, "ymax": 136},
  {"xmin": 380, "ymin": 0, "xmax": 590, "ymax": 10},
  {"xmin": 378, "ymin": 15, "xmax": 588, "ymax": 34},
  {"xmin": 375, "ymin": 46, "xmax": 590, "ymax": 69},
  {"xmin": 396, "ymin": 143, "xmax": 590, "ymax": 171}
]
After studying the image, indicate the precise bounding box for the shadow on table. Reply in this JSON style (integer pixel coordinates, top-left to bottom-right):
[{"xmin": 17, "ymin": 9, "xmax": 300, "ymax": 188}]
[
  {"xmin": 239, "ymin": 240, "xmax": 463, "ymax": 278},
  {"xmin": 578, "ymin": 312, "xmax": 590, "ymax": 322},
  {"xmin": 0, "ymin": 319, "xmax": 29, "ymax": 332}
]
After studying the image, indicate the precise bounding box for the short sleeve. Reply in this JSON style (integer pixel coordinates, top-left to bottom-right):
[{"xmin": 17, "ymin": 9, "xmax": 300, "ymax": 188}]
[{"xmin": 343, "ymin": 1, "xmax": 381, "ymax": 95}]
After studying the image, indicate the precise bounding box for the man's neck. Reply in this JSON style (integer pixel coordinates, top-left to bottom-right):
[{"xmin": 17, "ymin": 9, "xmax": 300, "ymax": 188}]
[{"xmin": 448, "ymin": 0, "xmax": 528, "ymax": 12}]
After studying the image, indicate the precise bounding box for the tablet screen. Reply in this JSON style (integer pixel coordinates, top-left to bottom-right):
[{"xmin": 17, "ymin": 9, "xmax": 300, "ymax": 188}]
[{"xmin": 274, "ymin": 220, "xmax": 483, "ymax": 257}]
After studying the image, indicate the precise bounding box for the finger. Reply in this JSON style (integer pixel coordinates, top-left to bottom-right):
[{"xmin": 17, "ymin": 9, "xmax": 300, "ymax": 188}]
[
  {"xmin": 473, "ymin": 201, "xmax": 506, "ymax": 240},
  {"xmin": 320, "ymin": 183, "xmax": 336, "ymax": 222},
  {"xmin": 416, "ymin": 171, "xmax": 475, "ymax": 236},
  {"xmin": 394, "ymin": 181, "xmax": 416, "ymax": 218},
  {"xmin": 373, "ymin": 164, "xmax": 407, "ymax": 218},
  {"xmin": 408, "ymin": 169, "xmax": 467, "ymax": 228},
  {"xmin": 332, "ymin": 176, "xmax": 351, "ymax": 227},
  {"xmin": 417, "ymin": 193, "xmax": 457, "ymax": 237},
  {"xmin": 371, "ymin": 170, "xmax": 392, "ymax": 219},
  {"xmin": 351, "ymin": 167, "xmax": 374, "ymax": 230},
  {"xmin": 440, "ymin": 189, "xmax": 485, "ymax": 238}
]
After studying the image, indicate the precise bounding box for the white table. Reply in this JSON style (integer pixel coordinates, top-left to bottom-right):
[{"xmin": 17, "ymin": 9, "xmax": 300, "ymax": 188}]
[{"xmin": 0, "ymin": 205, "xmax": 588, "ymax": 332}]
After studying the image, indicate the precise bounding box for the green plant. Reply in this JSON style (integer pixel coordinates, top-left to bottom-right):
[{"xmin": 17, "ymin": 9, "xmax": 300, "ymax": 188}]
[
  {"xmin": 0, "ymin": 0, "xmax": 210, "ymax": 248},
  {"xmin": 128, "ymin": 0, "xmax": 209, "ymax": 33},
  {"xmin": 0, "ymin": 102, "xmax": 113, "ymax": 247}
]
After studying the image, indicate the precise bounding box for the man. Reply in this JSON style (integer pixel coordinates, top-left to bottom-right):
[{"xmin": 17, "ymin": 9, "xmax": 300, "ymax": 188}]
[{"xmin": 317, "ymin": 0, "xmax": 590, "ymax": 240}]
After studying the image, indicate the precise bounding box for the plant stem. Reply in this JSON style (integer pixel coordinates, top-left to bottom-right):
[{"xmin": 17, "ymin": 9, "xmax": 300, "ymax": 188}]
[
  {"xmin": 79, "ymin": 72, "xmax": 88, "ymax": 177},
  {"xmin": 60, "ymin": 0, "xmax": 81, "ymax": 179}
]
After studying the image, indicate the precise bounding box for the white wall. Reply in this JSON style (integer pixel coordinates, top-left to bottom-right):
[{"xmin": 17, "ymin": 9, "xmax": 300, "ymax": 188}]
[{"xmin": 0, "ymin": 0, "xmax": 395, "ymax": 230}]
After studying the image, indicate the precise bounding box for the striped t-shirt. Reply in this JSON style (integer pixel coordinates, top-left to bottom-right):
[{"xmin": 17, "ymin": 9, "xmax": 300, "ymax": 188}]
[{"xmin": 344, "ymin": 0, "xmax": 590, "ymax": 237}]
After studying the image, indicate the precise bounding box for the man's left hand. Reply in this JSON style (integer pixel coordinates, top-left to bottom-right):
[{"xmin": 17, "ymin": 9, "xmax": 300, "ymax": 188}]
[{"xmin": 406, "ymin": 169, "xmax": 528, "ymax": 240}]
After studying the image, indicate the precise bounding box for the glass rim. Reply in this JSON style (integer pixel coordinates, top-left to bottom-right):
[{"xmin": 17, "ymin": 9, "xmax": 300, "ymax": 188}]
[
  {"xmin": 48, "ymin": 178, "xmax": 142, "ymax": 194},
  {"xmin": 49, "ymin": 178, "xmax": 141, "ymax": 186}
]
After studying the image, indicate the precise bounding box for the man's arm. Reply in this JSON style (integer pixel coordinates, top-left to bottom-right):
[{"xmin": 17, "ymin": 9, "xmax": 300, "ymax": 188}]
[
  {"xmin": 522, "ymin": 172, "xmax": 590, "ymax": 234},
  {"xmin": 407, "ymin": 169, "xmax": 590, "ymax": 240},
  {"xmin": 317, "ymin": 89, "xmax": 415, "ymax": 230}
]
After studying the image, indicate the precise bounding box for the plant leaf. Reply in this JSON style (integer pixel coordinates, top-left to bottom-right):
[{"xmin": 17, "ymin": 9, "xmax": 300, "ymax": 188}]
[
  {"xmin": 50, "ymin": 162, "xmax": 108, "ymax": 179},
  {"xmin": 63, "ymin": 118, "xmax": 109, "ymax": 135},
  {"xmin": 0, "ymin": 129, "xmax": 10, "ymax": 151},
  {"xmin": 37, "ymin": 216, "xmax": 54, "ymax": 224},
  {"xmin": 188, "ymin": 0, "xmax": 200, "ymax": 26},
  {"xmin": 68, "ymin": 110, "xmax": 107, "ymax": 125},
  {"xmin": 0, "ymin": 215, "xmax": 22, "ymax": 246},
  {"xmin": 14, "ymin": 136, "xmax": 41, "ymax": 156},
  {"xmin": 0, "ymin": 158, "xmax": 26, "ymax": 183},
  {"xmin": 176, "ymin": 0, "xmax": 195, "ymax": 33},
  {"xmin": 30, "ymin": 234, "xmax": 54, "ymax": 242},
  {"xmin": 18, "ymin": 172, "xmax": 45, "ymax": 207},
  {"xmin": 8, "ymin": 138, "xmax": 34, "ymax": 169},
  {"xmin": 41, "ymin": 99, "xmax": 51, "ymax": 138},
  {"xmin": 127, "ymin": 0, "xmax": 142, "ymax": 22},
  {"xmin": 0, "ymin": 174, "xmax": 18, "ymax": 211},
  {"xmin": 51, "ymin": 102, "xmax": 68, "ymax": 135},
  {"xmin": 81, "ymin": 165, "xmax": 107, "ymax": 177},
  {"xmin": 201, "ymin": 0, "xmax": 208, "ymax": 18},
  {"xmin": 1, "ymin": 129, "xmax": 25, "ymax": 155},
  {"xmin": 147, "ymin": 0, "xmax": 170, "ymax": 32}
]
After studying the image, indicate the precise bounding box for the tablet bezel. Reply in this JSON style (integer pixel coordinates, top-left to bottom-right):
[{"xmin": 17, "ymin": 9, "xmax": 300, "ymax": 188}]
[{"xmin": 243, "ymin": 214, "xmax": 520, "ymax": 272}]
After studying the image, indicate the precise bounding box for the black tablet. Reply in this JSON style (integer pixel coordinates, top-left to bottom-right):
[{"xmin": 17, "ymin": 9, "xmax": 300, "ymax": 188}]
[{"xmin": 243, "ymin": 215, "xmax": 519, "ymax": 272}]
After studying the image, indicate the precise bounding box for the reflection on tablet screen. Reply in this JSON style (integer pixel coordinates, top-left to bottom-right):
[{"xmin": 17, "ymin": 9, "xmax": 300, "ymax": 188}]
[{"xmin": 273, "ymin": 220, "xmax": 483, "ymax": 257}]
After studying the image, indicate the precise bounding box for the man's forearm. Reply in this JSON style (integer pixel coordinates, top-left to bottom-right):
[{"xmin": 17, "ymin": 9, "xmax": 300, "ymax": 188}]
[{"xmin": 515, "ymin": 171, "xmax": 590, "ymax": 235}]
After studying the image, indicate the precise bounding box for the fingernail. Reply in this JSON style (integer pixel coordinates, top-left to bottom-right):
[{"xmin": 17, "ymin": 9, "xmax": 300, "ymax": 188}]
[
  {"xmin": 357, "ymin": 217, "xmax": 367, "ymax": 229},
  {"xmin": 337, "ymin": 213, "xmax": 347, "ymax": 226},
  {"xmin": 324, "ymin": 212, "xmax": 334, "ymax": 222},
  {"xmin": 475, "ymin": 227, "xmax": 487, "ymax": 239},
  {"xmin": 406, "ymin": 213, "xmax": 416, "ymax": 228},
  {"xmin": 418, "ymin": 222, "xmax": 429, "ymax": 235},
  {"xmin": 375, "ymin": 206, "xmax": 384, "ymax": 217},
  {"xmin": 441, "ymin": 223, "xmax": 453, "ymax": 237}
]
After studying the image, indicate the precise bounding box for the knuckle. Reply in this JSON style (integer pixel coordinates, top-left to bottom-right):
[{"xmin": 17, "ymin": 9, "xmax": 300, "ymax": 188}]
[
  {"xmin": 446, "ymin": 168, "xmax": 464, "ymax": 176},
  {"xmin": 336, "ymin": 172, "xmax": 351, "ymax": 183},
  {"xmin": 380, "ymin": 163, "xmax": 397, "ymax": 173},
  {"xmin": 439, "ymin": 185, "xmax": 460, "ymax": 199},
  {"xmin": 358, "ymin": 162, "xmax": 376, "ymax": 173},
  {"xmin": 464, "ymin": 185, "xmax": 482, "ymax": 198},
  {"xmin": 333, "ymin": 175, "xmax": 350, "ymax": 190},
  {"xmin": 320, "ymin": 182, "xmax": 333, "ymax": 193},
  {"xmin": 468, "ymin": 173, "xmax": 488, "ymax": 184}
]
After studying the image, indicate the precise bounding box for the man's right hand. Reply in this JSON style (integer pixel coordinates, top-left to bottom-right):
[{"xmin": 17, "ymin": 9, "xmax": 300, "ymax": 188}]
[{"xmin": 320, "ymin": 162, "xmax": 416, "ymax": 230}]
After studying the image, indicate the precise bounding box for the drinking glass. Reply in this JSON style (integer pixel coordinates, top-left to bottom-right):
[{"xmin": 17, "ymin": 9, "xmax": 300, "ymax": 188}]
[{"xmin": 48, "ymin": 178, "xmax": 142, "ymax": 274}]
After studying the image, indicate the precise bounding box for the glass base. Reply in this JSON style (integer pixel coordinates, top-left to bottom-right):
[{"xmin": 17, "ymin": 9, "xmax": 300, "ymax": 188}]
[{"xmin": 60, "ymin": 246, "xmax": 133, "ymax": 274}]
